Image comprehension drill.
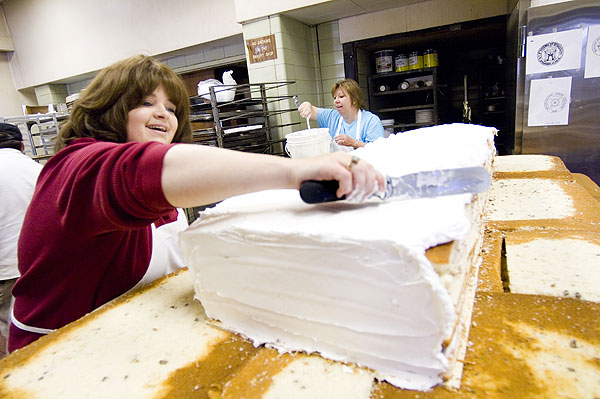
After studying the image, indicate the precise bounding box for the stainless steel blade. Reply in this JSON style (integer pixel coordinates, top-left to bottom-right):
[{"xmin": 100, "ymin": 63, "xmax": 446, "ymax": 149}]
[
  {"xmin": 377, "ymin": 166, "xmax": 491, "ymax": 200},
  {"xmin": 299, "ymin": 166, "xmax": 490, "ymax": 204}
]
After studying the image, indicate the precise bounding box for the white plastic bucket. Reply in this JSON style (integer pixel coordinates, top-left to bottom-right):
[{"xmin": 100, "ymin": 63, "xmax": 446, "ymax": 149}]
[{"xmin": 285, "ymin": 128, "xmax": 331, "ymax": 158}]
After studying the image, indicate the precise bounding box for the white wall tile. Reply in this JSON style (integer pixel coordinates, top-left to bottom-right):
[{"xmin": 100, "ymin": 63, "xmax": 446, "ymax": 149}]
[
  {"xmin": 307, "ymin": 51, "xmax": 319, "ymax": 69},
  {"xmin": 317, "ymin": 21, "xmax": 339, "ymax": 40},
  {"xmin": 82, "ymin": 79, "xmax": 93, "ymax": 90},
  {"xmin": 36, "ymin": 93, "xmax": 52, "ymax": 105},
  {"xmin": 296, "ymin": 64, "xmax": 317, "ymax": 81},
  {"xmin": 34, "ymin": 85, "xmax": 51, "ymax": 97},
  {"xmin": 283, "ymin": 32, "xmax": 310, "ymax": 54},
  {"xmin": 248, "ymin": 64, "xmax": 277, "ymax": 84},
  {"xmin": 295, "ymin": 79, "xmax": 318, "ymax": 97},
  {"xmin": 318, "ymin": 36, "xmax": 342, "ymax": 53},
  {"xmin": 166, "ymin": 55, "xmax": 186, "ymax": 69},
  {"xmin": 50, "ymin": 92, "xmax": 66, "ymax": 103},
  {"xmin": 204, "ymin": 47, "xmax": 226, "ymax": 62},
  {"xmin": 224, "ymin": 42, "xmax": 245, "ymax": 57},
  {"xmin": 319, "ymin": 50, "xmax": 344, "ymax": 67},
  {"xmin": 294, "ymin": 50, "xmax": 311, "ymax": 67},
  {"xmin": 66, "ymin": 83, "xmax": 77, "ymax": 95},
  {"xmin": 242, "ymin": 18, "xmax": 272, "ymax": 38},
  {"xmin": 275, "ymin": 63, "xmax": 294, "ymax": 81},
  {"xmin": 276, "ymin": 47, "xmax": 290, "ymax": 66},
  {"xmin": 67, "ymin": 81, "xmax": 86, "ymax": 95},
  {"xmin": 185, "ymin": 51, "xmax": 205, "ymax": 66},
  {"xmin": 320, "ymin": 64, "xmax": 344, "ymax": 81},
  {"xmin": 321, "ymin": 78, "xmax": 340, "ymax": 102},
  {"xmin": 247, "ymin": 57, "xmax": 277, "ymax": 71},
  {"xmin": 280, "ymin": 109, "xmax": 294, "ymax": 127},
  {"xmin": 268, "ymin": 15, "xmax": 283, "ymax": 34},
  {"xmin": 407, "ymin": 0, "xmax": 442, "ymax": 31},
  {"xmin": 439, "ymin": 0, "xmax": 507, "ymax": 25},
  {"xmin": 54, "ymin": 84, "xmax": 68, "ymax": 95}
]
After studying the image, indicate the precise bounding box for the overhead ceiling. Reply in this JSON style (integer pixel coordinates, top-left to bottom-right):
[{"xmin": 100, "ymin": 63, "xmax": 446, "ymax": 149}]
[
  {"xmin": 353, "ymin": 15, "xmax": 508, "ymax": 52},
  {"xmin": 282, "ymin": 0, "xmax": 429, "ymax": 25},
  {"xmin": 282, "ymin": 1, "xmax": 507, "ymax": 54}
]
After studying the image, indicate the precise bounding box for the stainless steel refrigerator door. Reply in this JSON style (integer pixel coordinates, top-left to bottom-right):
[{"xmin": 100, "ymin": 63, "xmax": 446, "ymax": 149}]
[{"xmin": 519, "ymin": 0, "xmax": 600, "ymax": 185}]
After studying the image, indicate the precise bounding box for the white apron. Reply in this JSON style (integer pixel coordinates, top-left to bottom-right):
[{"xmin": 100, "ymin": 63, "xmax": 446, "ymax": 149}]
[{"xmin": 331, "ymin": 109, "xmax": 362, "ymax": 152}]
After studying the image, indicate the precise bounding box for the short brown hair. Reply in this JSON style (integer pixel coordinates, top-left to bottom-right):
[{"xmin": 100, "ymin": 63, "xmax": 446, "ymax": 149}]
[
  {"xmin": 331, "ymin": 79, "xmax": 365, "ymax": 110},
  {"xmin": 55, "ymin": 55, "xmax": 192, "ymax": 152}
]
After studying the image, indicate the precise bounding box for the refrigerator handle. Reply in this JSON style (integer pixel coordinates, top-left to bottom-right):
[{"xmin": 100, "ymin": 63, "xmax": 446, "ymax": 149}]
[{"xmin": 519, "ymin": 25, "xmax": 527, "ymax": 58}]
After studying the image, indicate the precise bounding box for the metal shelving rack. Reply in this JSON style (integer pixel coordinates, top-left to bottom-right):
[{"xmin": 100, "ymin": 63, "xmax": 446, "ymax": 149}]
[
  {"xmin": 189, "ymin": 81, "xmax": 300, "ymax": 156},
  {"xmin": 368, "ymin": 67, "xmax": 439, "ymax": 133},
  {"xmin": 0, "ymin": 113, "xmax": 68, "ymax": 162}
]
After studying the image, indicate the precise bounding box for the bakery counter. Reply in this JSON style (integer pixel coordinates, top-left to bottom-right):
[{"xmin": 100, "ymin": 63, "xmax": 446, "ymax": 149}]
[
  {"xmin": 1, "ymin": 267, "xmax": 598, "ymax": 399},
  {"xmin": 1, "ymin": 155, "xmax": 599, "ymax": 399}
]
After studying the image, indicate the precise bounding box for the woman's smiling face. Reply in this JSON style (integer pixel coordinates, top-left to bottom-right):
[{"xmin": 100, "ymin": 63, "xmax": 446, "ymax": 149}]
[
  {"xmin": 126, "ymin": 85, "xmax": 178, "ymax": 144},
  {"xmin": 333, "ymin": 87, "xmax": 357, "ymax": 119}
]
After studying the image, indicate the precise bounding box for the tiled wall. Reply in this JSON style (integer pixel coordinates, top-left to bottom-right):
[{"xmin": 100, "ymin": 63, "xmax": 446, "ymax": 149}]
[
  {"xmin": 60, "ymin": 40, "xmax": 247, "ymax": 102},
  {"xmin": 339, "ymin": 0, "xmax": 508, "ymax": 44},
  {"xmin": 317, "ymin": 21, "xmax": 345, "ymax": 108},
  {"xmin": 38, "ymin": 16, "xmax": 350, "ymax": 145},
  {"xmin": 242, "ymin": 16, "xmax": 348, "ymax": 141},
  {"xmin": 242, "ymin": 15, "xmax": 320, "ymax": 140},
  {"xmin": 160, "ymin": 41, "xmax": 246, "ymax": 74},
  {"xmin": 33, "ymin": 84, "xmax": 69, "ymax": 107},
  {"xmin": 66, "ymin": 79, "xmax": 93, "ymax": 98}
]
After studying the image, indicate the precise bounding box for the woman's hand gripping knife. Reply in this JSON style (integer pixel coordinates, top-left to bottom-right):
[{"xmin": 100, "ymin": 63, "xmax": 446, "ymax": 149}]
[{"xmin": 292, "ymin": 152, "xmax": 385, "ymax": 203}]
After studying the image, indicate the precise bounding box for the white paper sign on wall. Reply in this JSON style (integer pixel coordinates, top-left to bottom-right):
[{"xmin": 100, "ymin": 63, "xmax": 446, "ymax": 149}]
[
  {"xmin": 584, "ymin": 25, "xmax": 600, "ymax": 79},
  {"xmin": 528, "ymin": 76, "xmax": 572, "ymax": 126},
  {"xmin": 526, "ymin": 29, "xmax": 583, "ymax": 75}
]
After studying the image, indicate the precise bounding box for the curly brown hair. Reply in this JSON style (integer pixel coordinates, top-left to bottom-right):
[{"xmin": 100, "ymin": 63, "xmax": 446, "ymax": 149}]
[
  {"xmin": 55, "ymin": 55, "xmax": 192, "ymax": 152},
  {"xmin": 330, "ymin": 78, "xmax": 366, "ymax": 110}
]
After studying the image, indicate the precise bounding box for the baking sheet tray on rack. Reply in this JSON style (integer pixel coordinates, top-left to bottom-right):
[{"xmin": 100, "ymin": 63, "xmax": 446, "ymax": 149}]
[{"xmin": 223, "ymin": 125, "xmax": 263, "ymax": 134}]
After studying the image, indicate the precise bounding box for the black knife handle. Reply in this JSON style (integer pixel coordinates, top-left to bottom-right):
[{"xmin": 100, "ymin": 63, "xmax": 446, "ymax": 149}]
[{"xmin": 299, "ymin": 180, "xmax": 346, "ymax": 203}]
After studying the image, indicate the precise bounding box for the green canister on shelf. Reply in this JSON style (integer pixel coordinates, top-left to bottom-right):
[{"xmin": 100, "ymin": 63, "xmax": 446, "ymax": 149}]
[
  {"xmin": 394, "ymin": 54, "xmax": 409, "ymax": 72},
  {"xmin": 424, "ymin": 49, "xmax": 439, "ymax": 67},
  {"xmin": 409, "ymin": 51, "xmax": 424, "ymax": 70}
]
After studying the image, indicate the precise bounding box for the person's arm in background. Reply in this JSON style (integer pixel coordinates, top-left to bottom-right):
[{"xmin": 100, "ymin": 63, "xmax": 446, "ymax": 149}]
[
  {"xmin": 335, "ymin": 135, "xmax": 365, "ymax": 149},
  {"xmin": 298, "ymin": 102, "xmax": 319, "ymax": 121}
]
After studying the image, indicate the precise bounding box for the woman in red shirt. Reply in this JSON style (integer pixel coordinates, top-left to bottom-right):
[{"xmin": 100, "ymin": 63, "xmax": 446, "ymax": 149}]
[{"xmin": 9, "ymin": 55, "xmax": 383, "ymax": 352}]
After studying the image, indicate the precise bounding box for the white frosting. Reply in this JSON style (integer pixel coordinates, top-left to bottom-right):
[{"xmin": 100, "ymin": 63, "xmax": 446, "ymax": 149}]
[
  {"xmin": 493, "ymin": 154, "xmax": 556, "ymax": 172},
  {"xmin": 507, "ymin": 237, "xmax": 600, "ymax": 302},
  {"xmin": 485, "ymin": 178, "xmax": 574, "ymax": 221},
  {"xmin": 354, "ymin": 123, "xmax": 496, "ymax": 175},
  {"xmin": 179, "ymin": 123, "xmax": 496, "ymax": 390}
]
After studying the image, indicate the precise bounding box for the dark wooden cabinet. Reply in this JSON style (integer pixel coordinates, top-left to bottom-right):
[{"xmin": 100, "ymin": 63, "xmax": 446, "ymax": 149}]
[{"xmin": 368, "ymin": 67, "xmax": 439, "ymax": 133}]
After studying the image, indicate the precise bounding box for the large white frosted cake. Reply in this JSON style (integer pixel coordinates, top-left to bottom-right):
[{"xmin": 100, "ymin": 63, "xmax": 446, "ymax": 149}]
[{"xmin": 179, "ymin": 123, "xmax": 496, "ymax": 390}]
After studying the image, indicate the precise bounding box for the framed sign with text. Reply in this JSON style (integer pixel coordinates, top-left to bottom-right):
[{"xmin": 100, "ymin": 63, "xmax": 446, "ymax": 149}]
[{"xmin": 246, "ymin": 34, "xmax": 277, "ymax": 64}]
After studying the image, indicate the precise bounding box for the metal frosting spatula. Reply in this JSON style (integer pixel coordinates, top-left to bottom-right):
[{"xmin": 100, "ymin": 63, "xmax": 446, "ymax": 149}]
[
  {"xmin": 300, "ymin": 166, "xmax": 491, "ymax": 204},
  {"xmin": 293, "ymin": 95, "xmax": 311, "ymax": 130}
]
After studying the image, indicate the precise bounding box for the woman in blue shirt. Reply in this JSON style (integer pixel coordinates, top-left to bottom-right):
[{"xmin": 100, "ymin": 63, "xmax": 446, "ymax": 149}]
[{"xmin": 298, "ymin": 79, "xmax": 384, "ymax": 150}]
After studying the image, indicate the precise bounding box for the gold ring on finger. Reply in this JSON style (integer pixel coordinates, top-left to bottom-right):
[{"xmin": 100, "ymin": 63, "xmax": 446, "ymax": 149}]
[{"xmin": 346, "ymin": 155, "xmax": 360, "ymax": 170}]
